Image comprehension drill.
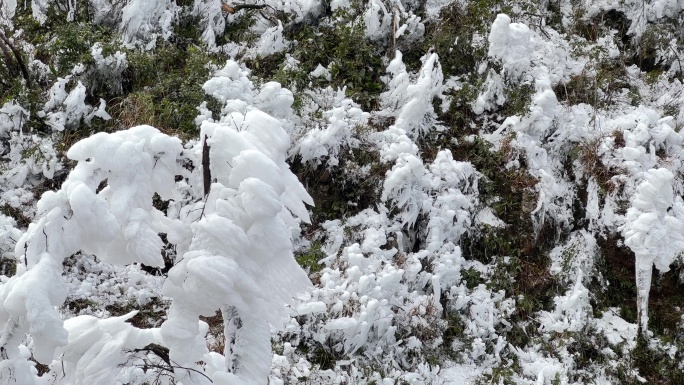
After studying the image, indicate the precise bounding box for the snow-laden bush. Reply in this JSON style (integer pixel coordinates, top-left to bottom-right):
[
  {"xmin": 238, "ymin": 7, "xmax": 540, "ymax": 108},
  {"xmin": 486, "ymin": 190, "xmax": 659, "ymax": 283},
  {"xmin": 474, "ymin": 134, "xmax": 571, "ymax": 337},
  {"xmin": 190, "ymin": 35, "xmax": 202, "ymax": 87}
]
[
  {"xmin": 382, "ymin": 50, "xmax": 444, "ymax": 137},
  {"xmin": 0, "ymin": 57, "xmax": 313, "ymax": 384},
  {"xmin": 296, "ymin": 88, "xmax": 369, "ymax": 167},
  {"xmin": 161, "ymin": 112, "xmax": 314, "ymax": 385},
  {"xmin": 89, "ymin": 42, "xmax": 128, "ymax": 95},
  {"xmin": 0, "ymin": 102, "xmax": 27, "ymax": 135},
  {"xmin": 120, "ymin": 0, "xmax": 177, "ymax": 48},
  {"xmin": 40, "ymin": 78, "xmax": 111, "ymax": 132}
]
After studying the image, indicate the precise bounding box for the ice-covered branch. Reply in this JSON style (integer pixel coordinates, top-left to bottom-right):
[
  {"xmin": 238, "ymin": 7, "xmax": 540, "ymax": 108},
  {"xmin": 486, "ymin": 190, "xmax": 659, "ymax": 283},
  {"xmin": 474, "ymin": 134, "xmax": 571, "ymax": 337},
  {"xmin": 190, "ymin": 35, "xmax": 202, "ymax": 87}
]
[{"xmin": 622, "ymin": 168, "xmax": 684, "ymax": 334}]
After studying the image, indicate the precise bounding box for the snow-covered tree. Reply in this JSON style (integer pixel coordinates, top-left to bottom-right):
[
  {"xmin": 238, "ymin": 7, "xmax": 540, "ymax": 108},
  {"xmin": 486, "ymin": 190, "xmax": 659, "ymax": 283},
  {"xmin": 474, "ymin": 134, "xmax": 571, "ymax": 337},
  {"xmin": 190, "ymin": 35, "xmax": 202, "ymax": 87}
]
[{"xmin": 0, "ymin": 82, "xmax": 313, "ymax": 384}]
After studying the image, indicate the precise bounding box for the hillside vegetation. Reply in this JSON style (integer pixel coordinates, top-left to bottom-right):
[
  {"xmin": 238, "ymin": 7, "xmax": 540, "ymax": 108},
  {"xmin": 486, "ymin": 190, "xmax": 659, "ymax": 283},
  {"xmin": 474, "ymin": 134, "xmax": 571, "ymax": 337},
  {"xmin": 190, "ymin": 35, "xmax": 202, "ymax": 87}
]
[{"xmin": 2, "ymin": 0, "xmax": 684, "ymax": 384}]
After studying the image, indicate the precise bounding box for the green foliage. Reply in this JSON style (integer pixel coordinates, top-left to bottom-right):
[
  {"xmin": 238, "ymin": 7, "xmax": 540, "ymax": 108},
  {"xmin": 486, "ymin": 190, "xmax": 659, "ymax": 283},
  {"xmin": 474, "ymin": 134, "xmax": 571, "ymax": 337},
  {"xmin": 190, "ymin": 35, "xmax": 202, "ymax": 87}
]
[
  {"xmin": 295, "ymin": 242, "xmax": 326, "ymax": 273},
  {"xmin": 415, "ymin": 0, "xmax": 511, "ymax": 77},
  {"xmin": 300, "ymin": 341, "xmax": 337, "ymax": 371},
  {"xmin": 414, "ymin": 0, "xmax": 538, "ymax": 72},
  {"xmin": 257, "ymin": 17, "xmax": 384, "ymax": 110},
  {"xmin": 636, "ymin": 24, "xmax": 673, "ymax": 72},
  {"xmin": 453, "ymin": 137, "xmax": 537, "ymax": 224},
  {"xmin": 440, "ymin": 81, "xmax": 481, "ymax": 129},
  {"xmin": 562, "ymin": 330, "xmax": 608, "ymax": 382},
  {"xmin": 555, "ymin": 10, "xmax": 657, "ymax": 111},
  {"xmin": 443, "ymin": 311, "xmax": 464, "ymax": 336},
  {"xmin": 7, "ymin": 4, "xmax": 222, "ymax": 141},
  {"xmin": 35, "ymin": 22, "xmax": 116, "ymax": 78},
  {"xmin": 462, "ymin": 267, "xmax": 482, "ymax": 289},
  {"xmin": 0, "ymin": 78, "xmax": 47, "ymax": 133},
  {"xmin": 0, "ymin": 204, "xmax": 30, "ymax": 229},
  {"xmin": 476, "ymin": 357, "xmax": 520, "ymax": 385},
  {"xmin": 327, "ymin": 22, "xmax": 384, "ymax": 107},
  {"xmin": 4, "ymin": 14, "xmax": 120, "ymax": 135},
  {"xmin": 501, "ymin": 83, "xmax": 534, "ymax": 117},
  {"xmin": 217, "ymin": 12, "xmax": 259, "ymax": 47},
  {"xmin": 117, "ymin": 43, "xmax": 220, "ymax": 136},
  {"xmin": 591, "ymin": 235, "xmax": 637, "ymax": 323},
  {"xmin": 609, "ymin": 334, "xmax": 684, "ymax": 384},
  {"xmin": 644, "ymin": 69, "xmax": 664, "ymax": 85},
  {"xmin": 292, "ymin": 146, "xmax": 387, "ymax": 223},
  {"xmin": 173, "ymin": 9, "xmax": 204, "ymax": 45},
  {"xmin": 13, "ymin": 0, "xmax": 96, "ymax": 34},
  {"xmin": 553, "ymin": 71, "xmax": 593, "ymax": 107},
  {"xmin": 506, "ymin": 322, "xmax": 531, "ymax": 347},
  {"xmin": 647, "ymin": 268, "xmax": 684, "ymax": 337},
  {"xmin": 451, "ymin": 136, "xmax": 567, "ymax": 365}
]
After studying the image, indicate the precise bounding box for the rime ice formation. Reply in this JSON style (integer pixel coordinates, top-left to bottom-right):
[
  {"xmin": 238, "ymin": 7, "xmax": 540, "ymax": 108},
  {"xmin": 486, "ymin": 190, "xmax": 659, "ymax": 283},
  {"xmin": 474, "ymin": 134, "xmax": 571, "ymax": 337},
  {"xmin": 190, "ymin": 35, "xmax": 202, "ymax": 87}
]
[{"xmin": 5, "ymin": 1, "xmax": 684, "ymax": 384}]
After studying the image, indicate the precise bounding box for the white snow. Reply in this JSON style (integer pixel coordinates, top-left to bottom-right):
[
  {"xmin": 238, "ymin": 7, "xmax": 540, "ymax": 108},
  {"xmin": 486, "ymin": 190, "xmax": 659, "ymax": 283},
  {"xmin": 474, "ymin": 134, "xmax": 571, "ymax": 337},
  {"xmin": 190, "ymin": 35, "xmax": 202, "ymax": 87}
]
[{"xmin": 4, "ymin": 2, "xmax": 684, "ymax": 384}]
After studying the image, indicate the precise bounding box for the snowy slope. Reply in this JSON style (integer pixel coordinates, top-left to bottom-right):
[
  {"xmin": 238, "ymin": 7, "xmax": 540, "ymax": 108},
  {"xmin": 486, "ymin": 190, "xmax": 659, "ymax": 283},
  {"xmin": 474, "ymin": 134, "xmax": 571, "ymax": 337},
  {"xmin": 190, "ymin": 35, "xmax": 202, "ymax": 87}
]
[{"xmin": 2, "ymin": 0, "xmax": 684, "ymax": 384}]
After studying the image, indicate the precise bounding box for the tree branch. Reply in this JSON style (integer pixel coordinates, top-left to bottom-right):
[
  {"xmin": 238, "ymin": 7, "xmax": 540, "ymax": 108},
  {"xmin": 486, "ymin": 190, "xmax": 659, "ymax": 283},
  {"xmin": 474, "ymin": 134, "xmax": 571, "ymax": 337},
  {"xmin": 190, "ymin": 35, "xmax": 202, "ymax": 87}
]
[
  {"xmin": 133, "ymin": 343, "xmax": 173, "ymax": 368},
  {"xmin": 0, "ymin": 35, "xmax": 17, "ymax": 78},
  {"xmin": 202, "ymin": 135, "xmax": 211, "ymax": 196},
  {"xmin": 221, "ymin": 3, "xmax": 273, "ymax": 14},
  {"xmin": 0, "ymin": 31, "xmax": 29, "ymax": 83}
]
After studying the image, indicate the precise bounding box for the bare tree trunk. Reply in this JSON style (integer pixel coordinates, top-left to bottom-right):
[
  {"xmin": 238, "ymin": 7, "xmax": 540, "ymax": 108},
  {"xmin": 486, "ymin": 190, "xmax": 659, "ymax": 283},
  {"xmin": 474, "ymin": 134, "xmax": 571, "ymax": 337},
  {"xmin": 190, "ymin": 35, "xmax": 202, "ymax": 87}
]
[
  {"xmin": 221, "ymin": 305, "xmax": 242, "ymax": 373},
  {"xmin": 221, "ymin": 307, "xmax": 271, "ymax": 384}
]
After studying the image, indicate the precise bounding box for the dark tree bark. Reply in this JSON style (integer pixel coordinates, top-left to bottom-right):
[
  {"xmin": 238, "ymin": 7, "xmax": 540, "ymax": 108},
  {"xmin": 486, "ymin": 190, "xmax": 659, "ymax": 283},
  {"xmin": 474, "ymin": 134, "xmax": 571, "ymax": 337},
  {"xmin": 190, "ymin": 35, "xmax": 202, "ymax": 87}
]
[{"xmin": 202, "ymin": 135, "xmax": 211, "ymax": 196}]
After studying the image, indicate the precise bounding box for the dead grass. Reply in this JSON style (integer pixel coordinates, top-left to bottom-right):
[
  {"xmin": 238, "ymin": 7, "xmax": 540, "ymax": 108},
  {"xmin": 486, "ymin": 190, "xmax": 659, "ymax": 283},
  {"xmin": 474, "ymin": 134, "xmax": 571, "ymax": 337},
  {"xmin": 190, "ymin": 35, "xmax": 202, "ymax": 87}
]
[
  {"xmin": 105, "ymin": 93, "xmax": 189, "ymax": 139},
  {"xmin": 200, "ymin": 310, "xmax": 225, "ymax": 354},
  {"xmin": 577, "ymin": 136, "xmax": 623, "ymax": 193},
  {"xmin": 115, "ymin": 93, "xmax": 157, "ymax": 128}
]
